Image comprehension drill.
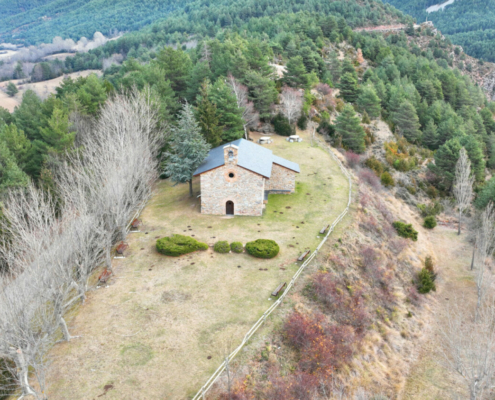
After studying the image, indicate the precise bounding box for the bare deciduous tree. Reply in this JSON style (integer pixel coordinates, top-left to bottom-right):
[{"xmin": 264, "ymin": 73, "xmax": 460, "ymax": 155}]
[
  {"xmin": 453, "ymin": 147, "xmax": 474, "ymax": 235},
  {"xmin": 440, "ymin": 295, "xmax": 495, "ymax": 400},
  {"xmin": 227, "ymin": 74, "xmax": 259, "ymax": 139},
  {"xmin": 280, "ymin": 86, "xmax": 303, "ymax": 126},
  {"xmin": 0, "ymin": 88, "xmax": 163, "ymax": 396}
]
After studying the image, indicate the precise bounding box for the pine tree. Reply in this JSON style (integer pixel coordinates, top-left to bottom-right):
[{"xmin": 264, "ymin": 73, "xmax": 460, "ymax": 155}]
[
  {"xmin": 0, "ymin": 124, "xmax": 32, "ymax": 171},
  {"xmin": 328, "ymin": 51, "xmax": 341, "ymax": 84},
  {"xmin": 166, "ymin": 103, "xmax": 211, "ymax": 197},
  {"xmin": 39, "ymin": 107, "xmax": 75, "ymax": 153},
  {"xmin": 6, "ymin": 82, "xmax": 18, "ymax": 97},
  {"xmin": 209, "ymin": 78, "xmax": 244, "ymax": 142},
  {"xmin": 460, "ymin": 134, "xmax": 485, "ymax": 182},
  {"xmin": 186, "ymin": 61, "xmax": 212, "ymax": 103},
  {"xmin": 283, "ymin": 56, "xmax": 307, "ymax": 88},
  {"xmin": 244, "ymin": 70, "xmax": 278, "ymax": 120},
  {"xmin": 335, "ymin": 104, "xmax": 366, "ymax": 153},
  {"xmin": 357, "ymin": 85, "xmax": 381, "ymax": 119},
  {"xmin": 429, "ymin": 138, "xmax": 462, "ymax": 190},
  {"xmin": 339, "ymin": 72, "xmax": 358, "ymax": 103},
  {"xmin": 0, "ymin": 140, "xmax": 29, "ymax": 193},
  {"xmin": 341, "ymin": 58, "xmax": 357, "ymax": 78},
  {"xmin": 196, "ymin": 80, "xmax": 222, "ymax": 147},
  {"xmin": 422, "ymin": 120, "xmax": 439, "ymax": 150},
  {"xmin": 155, "ymin": 47, "xmax": 192, "ymax": 98},
  {"xmin": 394, "ymin": 101, "xmax": 421, "ymax": 143}
]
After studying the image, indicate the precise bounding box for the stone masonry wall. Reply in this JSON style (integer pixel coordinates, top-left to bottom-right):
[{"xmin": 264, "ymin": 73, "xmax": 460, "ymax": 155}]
[
  {"xmin": 200, "ymin": 165, "xmax": 265, "ymax": 216},
  {"xmin": 264, "ymin": 163, "xmax": 296, "ymax": 192}
]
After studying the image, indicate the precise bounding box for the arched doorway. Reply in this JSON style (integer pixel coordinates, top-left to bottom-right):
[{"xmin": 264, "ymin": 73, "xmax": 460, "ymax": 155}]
[{"xmin": 226, "ymin": 201, "xmax": 234, "ymax": 215}]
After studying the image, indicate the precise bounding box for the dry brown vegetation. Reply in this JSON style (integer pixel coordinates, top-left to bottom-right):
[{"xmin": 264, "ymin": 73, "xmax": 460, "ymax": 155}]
[{"xmin": 42, "ymin": 128, "xmax": 351, "ymax": 399}]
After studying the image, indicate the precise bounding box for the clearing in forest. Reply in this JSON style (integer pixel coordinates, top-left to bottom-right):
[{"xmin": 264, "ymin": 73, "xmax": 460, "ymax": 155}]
[{"xmin": 44, "ymin": 128, "xmax": 350, "ymax": 399}]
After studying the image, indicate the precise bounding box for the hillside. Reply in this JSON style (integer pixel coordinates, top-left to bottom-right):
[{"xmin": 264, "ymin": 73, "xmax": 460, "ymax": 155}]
[
  {"xmin": 382, "ymin": 0, "xmax": 495, "ymax": 62},
  {"xmin": 1, "ymin": 0, "xmax": 495, "ymax": 399},
  {"xmin": 0, "ymin": 0, "xmax": 408, "ymax": 46}
]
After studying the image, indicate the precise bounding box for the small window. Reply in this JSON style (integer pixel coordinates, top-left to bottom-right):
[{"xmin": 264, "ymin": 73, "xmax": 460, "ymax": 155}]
[
  {"xmin": 229, "ymin": 172, "xmax": 235, "ymax": 178},
  {"xmin": 228, "ymin": 150, "xmax": 234, "ymax": 160}
]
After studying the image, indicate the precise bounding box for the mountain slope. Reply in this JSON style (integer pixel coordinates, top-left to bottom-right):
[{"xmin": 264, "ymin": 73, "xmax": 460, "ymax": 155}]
[
  {"xmin": 0, "ymin": 0, "xmax": 193, "ymax": 45},
  {"xmin": 382, "ymin": 0, "xmax": 495, "ymax": 62},
  {"xmin": 0, "ymin": 0, "xmax": 408, "ymax": 45}
]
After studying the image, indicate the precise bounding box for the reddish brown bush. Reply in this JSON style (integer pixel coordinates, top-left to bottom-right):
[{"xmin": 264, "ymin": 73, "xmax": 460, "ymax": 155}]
[
  {"xmin": 316, "ymin": 83, "xmax": 332, "ymax": 96},
  {"xmin": 358, "ymin": 168, "xmax": 381, "ymax": 189},
  {"xmin": 284, "ymin": 311, "xmax": 354, "ymax": 376},
  {"xmin": 312, "ymin": 273, "xmax": 371, "ymax": 333},
  {"xmin": 360, "ymin": 246, "xmax": 380, "ymax": 269},
  {"xmin": 345, "ymin": 151, "xmax": 361, "ymax": 169},
  {"xmin": 376, "ymin": 200, "xmax": 394, "ymax": 224},
  {"xmin": 264, "ymin": 372, "xmax": 317, "ymax": 400},
  {"xmin": 359, "ymin": 215, "xmax": 381, "ymax": 235},
  {"xmin": 359, "ymin": 190, "xmax": 371, "ymax": 207}
]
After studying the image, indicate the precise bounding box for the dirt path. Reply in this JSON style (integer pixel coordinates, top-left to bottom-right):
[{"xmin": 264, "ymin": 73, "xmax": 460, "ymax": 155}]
[{"xmin": 402, "ymin": 224, "xmax": 475, "ymax": 399}]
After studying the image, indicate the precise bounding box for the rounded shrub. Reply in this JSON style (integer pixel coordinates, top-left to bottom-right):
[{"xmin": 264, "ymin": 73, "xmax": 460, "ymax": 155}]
[
  {"xmin": 297, "ymin": 114, "xmax": 308, "ymax": 130},
  {"xmin": 245, "ymin": 239, "xmax": 280, "ymax": 259},
  {"xmin": 156, "ymin": 234, "xmax": 208, "ymax": 257},
  {"xmin": 380, "ymin": 171, "xmax": 395, "ymax": 187},
  {"xmin": 393, "ymin": 221, "xmax": 418, "ymax": 241},
  {"xmin": 423, "ymin": 216, "xmax": 437, "ymax": 229},
  {"xmin": 230, "ymin": 242, "xmax": 244, "ymax": 253},
  {"xmin": 214, "ymin": 241, "xmax": 230, "ymax": 254},
  {"xmin": 272, "ymin": 113, "xmax": 293, "ymax": 136},
  {"xmin": 417, "ymin": 268, "xmax": 436, "ymax": 294}
]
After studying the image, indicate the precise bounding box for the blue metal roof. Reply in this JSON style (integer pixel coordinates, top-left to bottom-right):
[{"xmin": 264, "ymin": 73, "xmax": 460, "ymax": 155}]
[
  {"xmin": 272, "ymin": 155, "xmax": 301, "ymax": 173},
  {"xmin": 193, "ymin": 139, "xmax": 300, "ymax": 177}
]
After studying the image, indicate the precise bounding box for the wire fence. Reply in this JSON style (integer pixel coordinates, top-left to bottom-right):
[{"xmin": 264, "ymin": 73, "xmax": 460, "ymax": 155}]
[{"xmin": 192, "ymin": 133, "xmax": 353, "ymax": 400}]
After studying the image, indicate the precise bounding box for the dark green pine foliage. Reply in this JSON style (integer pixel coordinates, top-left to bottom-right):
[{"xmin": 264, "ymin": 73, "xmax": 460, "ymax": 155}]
[
  {"xmin": 0, "ymin": 140, "xmax": 29, "ymax": 193},
  {"xmin": 460, "ymin": 134, "xmax": 485, "ymax": 182},
  {"xmin": 283, "ymin": 56, "xmax": 307, "ymax": 88},
  {"xmin": 155, "ymin": 47, "xmax": 192, "ymax": 99},
  {"xmin": 244, "ymin": 70, "xmax": 278, "ymax": 121},
  {"xmin": 328, "ymin": 51, "xmax": 341, "ymax": 84},
  {"xmin": 357, "ymin": 85, "xmax": 381, "ymax": 119},
  {"xmin": 394, "ymin": 101, "xmax": 421, "ymax": 143},
  {"xmin": 339, "ymin": 73, "xmax": 359, "ymax": 103},
  {"xmin": 209, "ymin": 78, "xmax": 244, "ymax": 143},
  {"xmin": 429, "ymin": 138, "xmax": 462, "ymax": 190},
  {"xmin": 166, "ymin": 103, "xmax": 211, "ymax": 197},
  {"xmin": 196, "ymin": 80, "xmax": 222, "ymax": 147},
  {"xmin": 422, "ymin": 120, "xmax": 439, "ymax": 150},
  {"xmin": 335, "ymin": 104, "xmax": 366, "ymax": 153}
]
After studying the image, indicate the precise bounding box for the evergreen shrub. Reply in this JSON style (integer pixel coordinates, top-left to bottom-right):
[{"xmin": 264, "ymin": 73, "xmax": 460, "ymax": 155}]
[
  {"xmin": 393, "ymin": 221, "xmax": 418, "ymax": 241},
  {"xmin": 417, "ymin": 268, "xmax": 436, "ymax": 294},
  {"xmin": 297, "ymin": 114, "xmax": 308, "ymax": 130},
  {"xmin": 230, "ymin": 242, "xmax": 244, "ymax": 253},
  {"xmin": 364, "ymin": 156, "xmax": 385, "ymax": 176},
  {"xmin": 245, "ymin": 239, "xmax": 280, "ymax": 259},
  {"xmin": 380, "ymin": 171, "xmax": 395, "ymax": 187},
  {"xmin": 214, "ymin": 241, "xmax": 230, "ymax": 253},
  {"xmin": 423, "ymin": 216, "xmax": 437, "ymax": 229},
  {"xmin": 272, "ymin": 113, "xmax": 293, "ymax": 136},
  {"xmin": 156, "ymin": 234, "xmax": 208, "ymax": 256}
]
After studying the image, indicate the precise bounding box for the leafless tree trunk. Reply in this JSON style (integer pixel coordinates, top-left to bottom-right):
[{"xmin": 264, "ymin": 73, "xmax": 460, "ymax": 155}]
[
  {"xmin": 227, "ymin": 74, "xmax": 259, "ymax": 139},
  {"xmin": 0, "ymin": 87, "xmax": 163, "ymax": 396},
  {"xmin": 280, "ymin": 86, "xmax": 303, "ymax": 126},
  {"xmin": 440, "ymin": 295, "xmax": 495, "ymax": 400},
  {"xmin": 453, "ymin": 147, "xmax": 474, "ymax": 235}
]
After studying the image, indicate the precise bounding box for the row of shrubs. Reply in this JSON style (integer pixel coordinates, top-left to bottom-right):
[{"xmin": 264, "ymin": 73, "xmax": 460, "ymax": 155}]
[{"xmin": 156, "ymin": 235, "xmax": 280, "ymax": 259}]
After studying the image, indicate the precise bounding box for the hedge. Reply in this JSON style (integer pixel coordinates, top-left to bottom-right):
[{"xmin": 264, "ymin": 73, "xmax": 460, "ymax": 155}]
[
  {"xmin": 230, "ymin": 242, "xmax": 244, "ymax": 253},
  {"xmin": 245, "ymin": 239, "xmax": 280, "ymax": 259},
  {"xmin": 156, "ymin": 234, "xmax": 208, "ymax": 257},
  {"xmin": 214, "ymin": 241, "xmax": 230, "ymax": 254},
  {"xmin": 272, "ymin": 113, "xmax": 293, "ymax": 136},
  {"xmin": 393, "ymin": 221, "xmax": 418, "ymax": 241}
]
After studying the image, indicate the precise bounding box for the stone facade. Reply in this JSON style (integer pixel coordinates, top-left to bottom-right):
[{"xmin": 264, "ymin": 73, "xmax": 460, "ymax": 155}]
[
  {"xmin": 200, "ymin": 164, "xmax": 265, "ymax": 216},
  {"xmin": 264, "ymin": 163, "xmax": 296, "ymax": 193},
  {"xmin": 197, "ymin": 142, "xmax": 299, "ymax": 216}
]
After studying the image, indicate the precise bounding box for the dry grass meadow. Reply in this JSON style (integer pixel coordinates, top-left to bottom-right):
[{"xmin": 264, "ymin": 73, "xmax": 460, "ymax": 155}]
[
  {"xmin": 0, "ymin": 70, "xmax": 102, "ymax": 112},
  {"xmin": 44, "ymin": 128, "xmax": 351, "ymax": 399}
]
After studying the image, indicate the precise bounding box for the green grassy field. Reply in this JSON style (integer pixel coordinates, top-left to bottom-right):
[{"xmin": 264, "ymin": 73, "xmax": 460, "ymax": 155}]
[{"xmin": 45, "ymin": 129, "xmax": 351, "ymax": 400}]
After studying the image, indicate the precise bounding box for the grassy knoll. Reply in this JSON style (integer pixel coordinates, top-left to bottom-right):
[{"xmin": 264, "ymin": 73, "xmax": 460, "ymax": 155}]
[{"xmin": 45, "ymin": 129, "xmax": 350, "ymax": 399}]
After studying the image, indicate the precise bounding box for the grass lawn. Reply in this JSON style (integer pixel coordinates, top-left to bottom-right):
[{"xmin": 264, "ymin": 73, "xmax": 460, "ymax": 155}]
[{"xmin": 45, "ymin": 129, "xmax": 350, "ymax": 399}]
